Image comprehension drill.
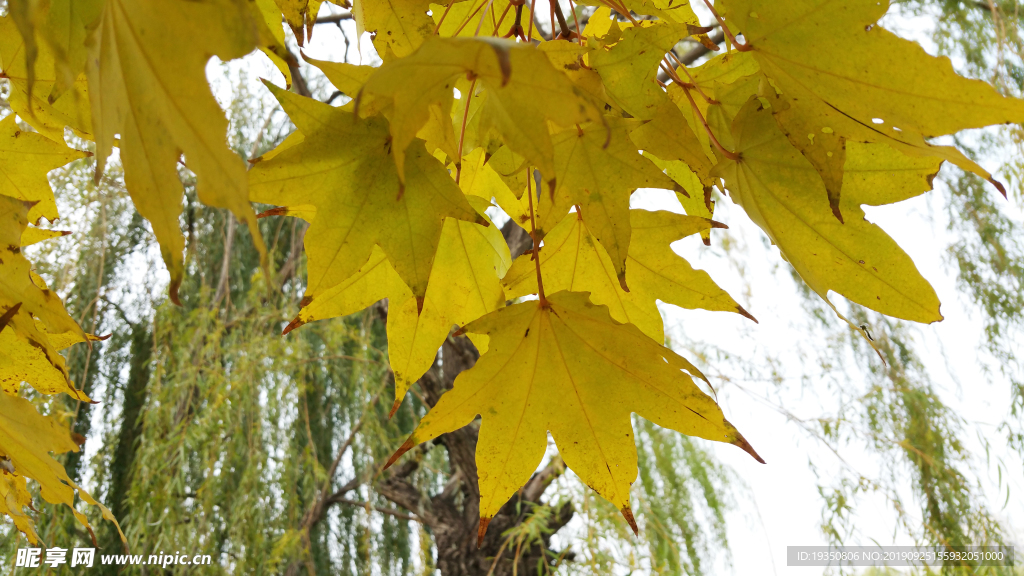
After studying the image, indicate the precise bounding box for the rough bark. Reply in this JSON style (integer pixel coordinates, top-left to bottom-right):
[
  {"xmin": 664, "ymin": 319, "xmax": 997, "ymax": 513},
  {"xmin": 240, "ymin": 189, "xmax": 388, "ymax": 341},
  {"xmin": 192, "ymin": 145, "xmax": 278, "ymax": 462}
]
[{"xmin": 374, "ymin": 334, "xmax": 576, "ymax": 576}]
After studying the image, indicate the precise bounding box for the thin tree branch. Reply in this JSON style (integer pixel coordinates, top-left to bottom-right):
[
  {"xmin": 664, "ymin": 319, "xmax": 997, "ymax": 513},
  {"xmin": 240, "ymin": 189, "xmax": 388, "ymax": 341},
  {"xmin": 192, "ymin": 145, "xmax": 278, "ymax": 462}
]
[
  {"xmin": 212, "ymin": 214, "xmax": 237, "ymax": 309},
  {"xmin": 656, "ymin": 29, "xmax": 726, "ymax": 84},
  {"xmin": 329, "ymin": 498, "xmax": 422, "ymax": 522},
  {"xmin": 315, "ymin": 11, "xmax": 352, "ymax": 24}
]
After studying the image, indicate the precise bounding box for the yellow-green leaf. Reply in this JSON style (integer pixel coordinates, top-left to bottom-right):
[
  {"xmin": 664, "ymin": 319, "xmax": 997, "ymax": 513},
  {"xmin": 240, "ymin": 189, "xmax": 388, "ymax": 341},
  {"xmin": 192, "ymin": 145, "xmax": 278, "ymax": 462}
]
[
  {"xmin": 86, "ymin": 0, "xmax": 267, "ymax": 303},
  {"xmin": 0, "ymin": 473, "xmax": 39, "ymax": 544},
  {"xmin": 284, "ymin": 204, "xmax": 510, "ymax": 411},
  {"xmin": 20, "ymin": 227, "xmax": 70, "ymax": 247},
  {"xmin": 550, "ymin": 118, "xmax": 679, "ymax": 284},
  {"xmin": 250, "ymin": 85, "xmax": 479, "ymax": 300},
  {"xmin": 630, "ymin": 99, "xmax": 716, "ymax": 185},
  {"xmin": 590, "ymin": 21, "xmax": 687, "ymax": 121},
  {"xmin": 354, "ymin": 0, "xmax": 434, "ymax": 60},
  {"xmin": 0, "ymin": 391, "xmax": 124, "ymax": 543},
  {"xmin": 0, "ymin": 15, "xmax": 94, "ymax": 140},
  {"xmin": 360, "ymin": 37, "xmax": 601, "ymax": 180},
  {"xmin": 387, "ymin": 209, "xmax": 510, "ymax": 409},
  {"xmin": 643, "ymin": 152, "xmax": 715, "ymax": 243},
  {"xmin": 385, "ymin": 291, "xmax": 762, "ymax": 536},
  {"xmin": 0, "ymin": 195, "xmax": 90, "ymax": 400},
  {"xmin": 713, "ymin": 99, "xmax": 943, "ymax": 324},
  {"xmin": 503, "ymin": 210, "xmax": 749, "ymax": 342},
  {"xmin": 725, "ymin": 0, "xmax": 1024, "ymax": 194},
  {"xmin": 0, "ymin": 196, "xmax": 84, "ymax": 350},
  {"xmin": 0, "ymin": 114, "xmax": 88, "ymax": 225}
]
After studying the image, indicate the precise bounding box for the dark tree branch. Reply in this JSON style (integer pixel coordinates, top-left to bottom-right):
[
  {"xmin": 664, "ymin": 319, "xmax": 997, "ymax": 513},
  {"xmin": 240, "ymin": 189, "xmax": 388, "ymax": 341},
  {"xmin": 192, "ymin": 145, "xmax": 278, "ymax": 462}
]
[
  {"xmin": 330, "ymin": 498, "xmax": 421, "ymax": 522},
  {"xmin": 315, "ymin": 11, "xmax": 353, "ymax": 24},
  {"xmin": 657, "ymin": 29, "xmax": 727, "ymax": 84},
  {"xmin": 501, "ymin": 218, "xmax": 533, "ymax": 260},
  {"xmin": 521, "ymin": 457, "xmax": 565, "ymax": 503}
]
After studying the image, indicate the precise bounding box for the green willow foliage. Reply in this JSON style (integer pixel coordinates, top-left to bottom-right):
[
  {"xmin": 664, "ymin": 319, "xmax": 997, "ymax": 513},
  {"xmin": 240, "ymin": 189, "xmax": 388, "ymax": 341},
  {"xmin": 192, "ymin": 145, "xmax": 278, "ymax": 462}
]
[
  {"xmin": 2, "ymin": 2, "xmax": 1022, "ymax": 575},
  {"xmin": 898, "ymin": 0, "xmax": 1024, "ymax": 449}
]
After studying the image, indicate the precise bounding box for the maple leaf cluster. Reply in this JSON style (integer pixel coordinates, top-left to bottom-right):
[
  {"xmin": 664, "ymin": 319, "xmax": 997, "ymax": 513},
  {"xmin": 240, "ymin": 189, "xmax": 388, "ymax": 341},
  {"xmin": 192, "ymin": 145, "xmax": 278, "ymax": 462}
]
[{"xmin": 1, "ymin": 0, "xmax": 1021, "ymax": 545}]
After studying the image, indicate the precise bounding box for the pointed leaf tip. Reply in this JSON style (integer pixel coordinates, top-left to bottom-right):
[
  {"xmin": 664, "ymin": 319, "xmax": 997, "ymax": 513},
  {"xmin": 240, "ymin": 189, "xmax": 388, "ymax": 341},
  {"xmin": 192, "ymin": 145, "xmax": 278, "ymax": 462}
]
[
  {"xmin": 388, "ymin": 398, "xmax": 402, "ymax": 419},
  {"xmin": 736, "ymin": 304, "xmax": 758, "ymax": 324},
  {"xmin": 383, "ymin": 437, "xmax": 416, "ymax": 471},
  {"xmin": 0, "ymin": 303, "xmax": 22, "ymax": 331},
  {"xmin": 617, "ymin": 273, "xmax": 630, "ymax": 293},
  {"xmin": 169, "ymin": 279, "xmax": 182, "ymax": 307},
  {"xmin": 709, "ymin": 219, "xmax": 729, "ymax": 230},
  {"xmin": 477, "ymin": 517, "xmax": 492, "ymax": 548},
  {"xmin": 620, "ymin": 506, "xmax": 639, "ymax": 536},
  {"xmin": 831, "ymin": 203, "xmax": 845, "ymax": 224},
  {"xmin": 732, "ymin": 432, "xmax": 766, "ymax": 464},
  {"xmin": 282, "ymin": 317, "xmax": 305, "ymax": 336},
  {"xmin": 989, "ymin": 177, "xmax": 1008, "ymax": 199}
]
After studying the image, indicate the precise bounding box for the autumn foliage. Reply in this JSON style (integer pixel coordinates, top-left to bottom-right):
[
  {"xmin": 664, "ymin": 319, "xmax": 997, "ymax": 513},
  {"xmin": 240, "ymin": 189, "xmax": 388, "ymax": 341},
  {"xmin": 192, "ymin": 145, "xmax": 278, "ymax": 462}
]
[{"xmin": 1, "ymin": 0, "xmax": 1022, "ymax": 548}]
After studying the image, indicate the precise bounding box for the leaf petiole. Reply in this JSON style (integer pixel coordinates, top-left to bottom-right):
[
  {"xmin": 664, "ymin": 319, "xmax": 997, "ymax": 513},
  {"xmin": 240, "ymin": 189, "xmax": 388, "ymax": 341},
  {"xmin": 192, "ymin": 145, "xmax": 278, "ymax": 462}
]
[
  {"xmin": 680, "ymin": 84, "xmax": 741, "ymax": 161},
  {"xmin": 526, "ymin": 167, "xmax": 548, "ymax": 305},
  {"xmin": 699, "ymin": 0, "xmax": 751, "ymax": 51},
  {"xmin": 455, "ymin": 79, "xmax": 478, "ymax": 184}
]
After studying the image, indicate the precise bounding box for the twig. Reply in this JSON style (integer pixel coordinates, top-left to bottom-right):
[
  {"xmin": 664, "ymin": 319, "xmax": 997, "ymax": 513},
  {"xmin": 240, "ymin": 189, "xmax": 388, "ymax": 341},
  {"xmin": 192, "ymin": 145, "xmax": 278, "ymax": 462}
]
[
  {"xmin": 680, "ymin": 85, "xmax": 740, "ymax": 161},
  {"xmin": 434, "ymin": 0, "xmax": 457, "ymax": 34},
  {"xmin": 212, "ymin": 214, "xmax": 237, "ymax": 308},
  {"xmin": 314, "ymin": 11, "xmax": 352, "ymax": 24},
  {"xmin": 455, "ymin": 79, "xmax": 478, "ymax": 184},
  {"xmin": 699, "ymin": 0, "xmax": 750, "ymax": 50},
  {"xmin": 526, "ymin": 168, "xmax": 547, "ymax": 305},
  {"xmin": 328, "ymin": 498, "xmax": 422, "ymax": 522},
  {"xmin": 551, "ymin": 0, "xmax": 572, "ymax": 38},
  {"xmin": 656, "ymin": 29, "xmax": 724, "ymax": 83}
]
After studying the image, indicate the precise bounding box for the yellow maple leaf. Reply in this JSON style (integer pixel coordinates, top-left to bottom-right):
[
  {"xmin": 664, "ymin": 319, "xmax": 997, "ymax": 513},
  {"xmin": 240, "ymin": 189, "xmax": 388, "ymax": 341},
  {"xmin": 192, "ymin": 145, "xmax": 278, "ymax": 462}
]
[
  {"xmin": 0, "ymin": 194, "xmax": 86, "ymax": 362},
  {"xmin": 19, "ymin": 227, "xmax": 70, "ymax": 247},
  {"xmin": 85, "ymin": 0, "xmax": 267, "ymax": 303},
  {"xmin": 0, "ymin": 195, "xmax": 91, "ymax": 401},
  {"xmin": 385, "ymin": 291, "xmax": 763, "ymax": 538},
  {"xmin": 590, "ymin": 21, "xmax": 688, "ymax": 121},
  {"xmin": 272, "ymin": 0, "xmax": 323, "ymax": 44},
  {"xmin": 0, "ymin": 391, "xmax": 124, "ymax": 544},
  {"xmin": 713, "ymin": 99, "xmax": 943, "ymax": 324},
  {"xmin": 548, "ymin": 118, "xmax": 680, "ymax": 285},
  {"xmin": 460, "ymin": 148, "xmax": 529, "ymax": 225},
  {"xmin": 279, "ymin": 196, "xmax": 510, "ymax": 413},
  {"xmin": 0, "ymin": 473, "xmax": 39, "ymax": 544},
  {"xmin": 353, "ymin": 0, "xmax": 435, "ymax": 60},
  {"xmin": 432, "ymin": 0, "xmax": 536, "ymax": 40},
  {"xmin": 690, "ymin": 52, "xmax": 760, "ymax": 153},
  {"xmin": 0, "ymin": 15, "xmax": 93, "ymax": 140},
  {"xmin": 631, "ymin": 99, "xmax": 717, "ymax": 186},
  {"xmin": 503, "ymin": 210, "xmax": 751, "ymax": 343},
  {"xmin": 250, "ymin": 0, "xmax": 297, "ymax": 87},
  {"xmin": 0, "ymin": 114, "xmax": 88, "ymax": 225},
  {"xmin": 250, "ymin": 84, "xmax": 479, "ymax": 301},
  {"xmin": 724, "ymin": 0, "xmax": 1024, "ymax": 198},
  {"xmin": 6, "ymin": 0, "xmax": 102, "ymax": 106},
  {"xmin": 643, "ymin": 152, "xmax": 715, "ymax": 244},
  {"xmin": 359, "ymin": 36, "xmax": 601, "ymax": 181}
]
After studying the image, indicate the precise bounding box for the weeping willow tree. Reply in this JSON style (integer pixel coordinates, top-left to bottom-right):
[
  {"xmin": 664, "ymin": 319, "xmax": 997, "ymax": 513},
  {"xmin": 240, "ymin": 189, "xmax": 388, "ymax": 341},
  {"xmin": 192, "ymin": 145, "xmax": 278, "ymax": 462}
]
[{"xmin": 1, "ymin": 0, "xmax": 1023, "ymax": 574}]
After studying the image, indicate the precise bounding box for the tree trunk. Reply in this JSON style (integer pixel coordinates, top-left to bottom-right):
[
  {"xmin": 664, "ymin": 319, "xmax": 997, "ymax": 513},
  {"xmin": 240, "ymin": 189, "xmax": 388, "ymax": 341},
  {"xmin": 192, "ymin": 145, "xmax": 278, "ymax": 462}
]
[
  {"xmin": 376, "ymin": 334, "xmax": 575, "ymax": 576},
  {"xmin": 103, "ymin": 321, "xmax": 151, "ymax": 558}
]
